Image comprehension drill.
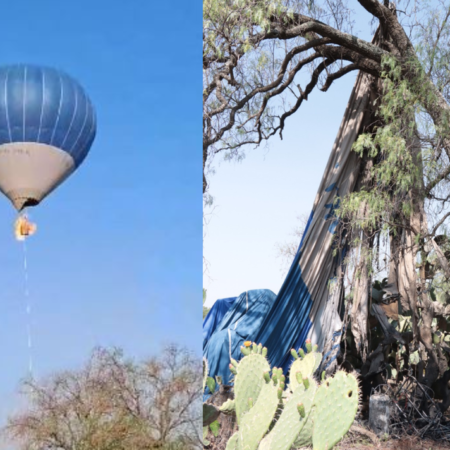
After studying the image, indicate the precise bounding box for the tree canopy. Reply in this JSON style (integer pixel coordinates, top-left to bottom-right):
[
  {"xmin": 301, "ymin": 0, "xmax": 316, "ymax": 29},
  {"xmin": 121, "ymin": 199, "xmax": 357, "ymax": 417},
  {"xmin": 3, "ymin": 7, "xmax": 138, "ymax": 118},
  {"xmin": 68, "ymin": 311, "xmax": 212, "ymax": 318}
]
[
  {"xmin": 5, "ymin": 345, "xmax": 202, "ymax": 450},
  {"xmin": 203, "ymin": 0, "xmax": 450, "ymax": 194}
]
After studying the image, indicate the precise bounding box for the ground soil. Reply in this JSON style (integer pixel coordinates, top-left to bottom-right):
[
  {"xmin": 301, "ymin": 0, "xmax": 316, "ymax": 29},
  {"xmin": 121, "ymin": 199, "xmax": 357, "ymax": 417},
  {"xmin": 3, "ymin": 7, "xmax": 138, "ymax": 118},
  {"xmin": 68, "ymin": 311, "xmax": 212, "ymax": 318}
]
[
  {"xmin": 336, "ymin": 439, "xmax": 450, "ymax": 449},
  {"xmin": 206, "ymin": 423, "xmax": 450, "ymax": 449}
]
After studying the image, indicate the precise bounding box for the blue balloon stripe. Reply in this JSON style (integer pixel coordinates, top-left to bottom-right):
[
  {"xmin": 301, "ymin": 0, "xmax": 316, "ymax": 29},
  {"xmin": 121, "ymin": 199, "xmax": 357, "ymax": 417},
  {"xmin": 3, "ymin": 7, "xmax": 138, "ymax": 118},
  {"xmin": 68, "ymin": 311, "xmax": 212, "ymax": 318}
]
[
  {"xmin": 22, "ymin": 66, "xmax": 26, "ymax": 141},
  {"xmin": 6, "ymin": 67, "xmax": 22, "ymax": 141},
  {"xmin": 0, "ymin": 71, "xmax": 8, "ymax": 136},
  {"xmin": 4, "ymin": 68, "xmax": 12, "ymax": 142},
  {"xmin": 36, "ymin": 68, "xmax": 45, "ymax": 142},
  {"xmin": 23, "ymin": 67, "xmax": 43, "ymax": 141},
  {"xmin": 49, "ymin": 72, "xmax": 64, "ymax": 146},
  {"xmin": 0, "ymin": 64, "xmax": 95, "ymax": 166},
  {"xmin": 40, "ymin": 69, "xmax": 61, "ymax": 146},
  {"xmin": 59, "ymin": 79, "xmax": 78, "ymax": 149},
  {"xmin": 73, "ymin": 112, "xmax": 96, "ymax": 164},
  {"xmin": 75, "ymin": 101, "xmax": 96, "ymax": 161},
  {"xmin": 68, "ymin": 93, "xmax": 90, "ymax": 161}
]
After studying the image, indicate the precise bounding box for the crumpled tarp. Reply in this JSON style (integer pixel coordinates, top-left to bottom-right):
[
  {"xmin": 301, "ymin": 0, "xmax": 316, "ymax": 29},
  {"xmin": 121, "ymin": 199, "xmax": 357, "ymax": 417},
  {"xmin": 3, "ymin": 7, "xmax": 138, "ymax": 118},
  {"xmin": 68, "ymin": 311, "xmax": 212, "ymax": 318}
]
[
  {"xmin": 251, "ymin": 70, "xmax": 375, "ymax": 373},
  {"xmin": 203, "ymin": 296, "xmax": 237, "ymax": 349},
  {"xmin": 203, "ymin": 289, "xmax": 276, "ymax": 387},
  {"xmin": 203, "ymin": 69, "xmax": 377, "ymax": 383}
]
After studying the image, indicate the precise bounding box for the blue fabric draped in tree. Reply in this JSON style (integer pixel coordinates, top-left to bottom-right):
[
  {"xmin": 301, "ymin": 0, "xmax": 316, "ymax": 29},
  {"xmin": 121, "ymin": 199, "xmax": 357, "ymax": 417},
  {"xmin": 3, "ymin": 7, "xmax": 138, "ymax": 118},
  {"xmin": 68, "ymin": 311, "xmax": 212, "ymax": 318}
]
[
  {"xmin": 203, "ymin": 296, "xmax": 236, "ymax": 349},
  {"xmin": 203, "ymin": 289, "xmax": 276, "ymax": 391},
  {"xmin": 251, "ymin": 71, "xmax": 373, "ymax": 374},
  {"xmin": 203, "ymin": 69, "xmax": 374, "ymax": 387},
  {"xmin": 253, "ymin": 224, "xmax": 315, "ymax": 374}
]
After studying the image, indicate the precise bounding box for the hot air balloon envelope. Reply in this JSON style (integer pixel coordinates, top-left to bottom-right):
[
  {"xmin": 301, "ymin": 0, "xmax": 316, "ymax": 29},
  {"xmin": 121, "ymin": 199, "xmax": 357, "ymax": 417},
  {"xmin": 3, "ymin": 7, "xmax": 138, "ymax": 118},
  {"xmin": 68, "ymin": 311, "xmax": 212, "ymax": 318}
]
[{"xmin": 0, "ymin": 64, "xmax": 96, "ymax": 210}]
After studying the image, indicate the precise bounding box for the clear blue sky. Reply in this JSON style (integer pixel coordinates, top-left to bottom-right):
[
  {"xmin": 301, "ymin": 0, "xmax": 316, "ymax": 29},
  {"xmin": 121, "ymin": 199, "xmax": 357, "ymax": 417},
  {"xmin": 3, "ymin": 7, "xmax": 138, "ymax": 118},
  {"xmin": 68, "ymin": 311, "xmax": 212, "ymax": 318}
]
[{"xmin": 0, "ymin": 0, "xmax": 201, "ymax": 423}]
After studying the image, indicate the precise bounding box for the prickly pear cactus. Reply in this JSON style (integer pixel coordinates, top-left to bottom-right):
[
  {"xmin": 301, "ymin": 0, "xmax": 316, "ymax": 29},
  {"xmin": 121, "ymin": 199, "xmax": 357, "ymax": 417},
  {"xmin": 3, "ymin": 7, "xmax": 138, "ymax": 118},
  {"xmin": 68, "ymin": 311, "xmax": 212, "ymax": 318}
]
[
  {"xmin": 203, "ymin": 357, "xmax": 221, "ymax": 426},
  {"xmin": 219, "ymin": 398, "xmax": 236, "ymax": 413},
  {"xmin": 289, "ymin": 340, "xmax": 322, "ymax": 392},
  {"xmin": 234, "ymin": 345, "xmax": 270, "ymax": 424},
  {"xmin": 312, "ymin": 370, "xmax": 360, "ymax": 450},
  {"xmin": 221, "ymin": 343, "xmax": 359, "ymax": 450},
  {"xmin": 292, "ymin": 411, "xmax": 313, "ymax": 448},
  {"xmin": 225, "ymin": 432, "xmax": 239, "ymax": 450},
  {"xmin": 238, "ymin": 373, "xmax": 280, "ymax": 450},
  {"xmin": 258, "ymin": 433, "xmax": 273, "ymax": 450},
  {"xmin": 259, "ymin": 377, "xmax": 317, "ymax": 450},
  {"xmin": 203, "ymin": 402, "xmax": 220, "ymax": 426}
]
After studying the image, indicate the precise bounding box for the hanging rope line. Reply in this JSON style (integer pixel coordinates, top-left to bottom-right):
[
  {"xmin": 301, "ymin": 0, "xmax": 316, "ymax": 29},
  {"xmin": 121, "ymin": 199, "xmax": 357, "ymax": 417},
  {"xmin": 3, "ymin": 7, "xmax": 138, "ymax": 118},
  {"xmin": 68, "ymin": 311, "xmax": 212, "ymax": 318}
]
[{"xmin": 23, "ymin": 238, "xmax": 33, "ymax": 377}]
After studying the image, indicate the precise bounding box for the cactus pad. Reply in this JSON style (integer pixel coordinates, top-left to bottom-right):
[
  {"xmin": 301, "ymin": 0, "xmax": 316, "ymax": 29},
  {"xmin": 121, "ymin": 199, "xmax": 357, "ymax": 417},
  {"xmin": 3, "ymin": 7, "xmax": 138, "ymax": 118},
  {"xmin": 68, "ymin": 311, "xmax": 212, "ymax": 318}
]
[
  {"xmin": 289, "ymin": 351, "xmax": 321, "ymax": 391},
  {"xmin": 238, "ymin": 377, "xmax": 280, "ymax": 450},
  {"xmin": 258, "ymin": 432, "xmax": 274, "ymax": 450},
  {"xmin": 219, "ymin": 398, "xmax": 235, "ymax": 413},
  {"xmin": 312, "ymin": 371, "xmax": 360, "ymax": 450},
  {"xmin": 234, "ymin": 353, "xmax": 270, "ymax": 425},
  {"xmin": 223, "ymin": 343, "xmax": 357, "ymax": 450},
  {"xmin": 203, "ymin": 403, "xmax": 220, "ymax": 426},
  {"xmin": 261, "ymin": 378, "xmax": 317, "ymax": 450},
  {"xmin": 293, "ymin": 412, "xmax": 313, "ymax": 448},
  {"xmin": 225, "ymin": 432, "xmax": 239, "ymax": 450}
]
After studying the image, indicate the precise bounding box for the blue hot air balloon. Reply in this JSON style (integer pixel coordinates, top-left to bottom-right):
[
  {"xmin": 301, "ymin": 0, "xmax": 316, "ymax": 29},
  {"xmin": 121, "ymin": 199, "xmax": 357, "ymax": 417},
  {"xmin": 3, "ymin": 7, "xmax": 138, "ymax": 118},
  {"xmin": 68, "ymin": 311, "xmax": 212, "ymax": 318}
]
[{"xmin": 0, "ymin": 64, "xmax": 96, "ymax": 211}]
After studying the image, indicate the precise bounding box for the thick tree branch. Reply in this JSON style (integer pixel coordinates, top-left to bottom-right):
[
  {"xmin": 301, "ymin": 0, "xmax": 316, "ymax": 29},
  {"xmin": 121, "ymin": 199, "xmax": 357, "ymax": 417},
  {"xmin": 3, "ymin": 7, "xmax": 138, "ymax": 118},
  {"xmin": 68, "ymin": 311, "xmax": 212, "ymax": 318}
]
[
  {"xmin": 269, "ymin": 13, "xmax": 387, "ymax": 62},
  {"xmin": 357, "ymin": 0, "xmax": 412, "ymax": 53},
  {"xmin": 320, "ymin": 63, "xmax": 360, "ymax": 92}
]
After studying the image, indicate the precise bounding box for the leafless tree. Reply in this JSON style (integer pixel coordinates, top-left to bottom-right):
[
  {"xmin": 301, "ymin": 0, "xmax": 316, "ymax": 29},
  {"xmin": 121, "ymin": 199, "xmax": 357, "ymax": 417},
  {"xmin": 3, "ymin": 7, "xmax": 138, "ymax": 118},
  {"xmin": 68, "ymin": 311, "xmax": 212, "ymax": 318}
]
[{"xmin": 5, "ymin": 345, "xmax": 202, "ymax": 450}]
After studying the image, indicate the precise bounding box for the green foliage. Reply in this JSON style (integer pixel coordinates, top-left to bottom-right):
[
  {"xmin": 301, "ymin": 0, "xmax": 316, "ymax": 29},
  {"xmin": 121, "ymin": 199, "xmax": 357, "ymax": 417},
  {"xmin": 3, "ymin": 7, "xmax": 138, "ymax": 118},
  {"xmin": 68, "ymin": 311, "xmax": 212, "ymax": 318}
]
[
  {"xmin": 209, "ymin": 419, "xmax": 221, "ymax": 437},
  {"xmin": 206, "ymin": 376, "xmax": 216, "ymax": 394},
  {"xmin": 203, "ymin": 403, "xmax": 221, "ymax": 427},
  {"xmin": 338, "ymin": 55, "xmax": 431, "ymax": 235},
  {"xmin": 204, "ymin": 0, "xmax": 291, "ymax": 60},
  {"xmin": 220, "ymin": 342, "xmax": 360, "ymax": 450},
  {"xmin": 431, "ymin": 272, "xmax": 450, "ymax": 305},
  {"xmin": 203, "ymin": 356, "xmax": 220, "ymax": 427},
  {"xmin": 203, "ymin": 426, "xmax": 210, "ymax": 446}
]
